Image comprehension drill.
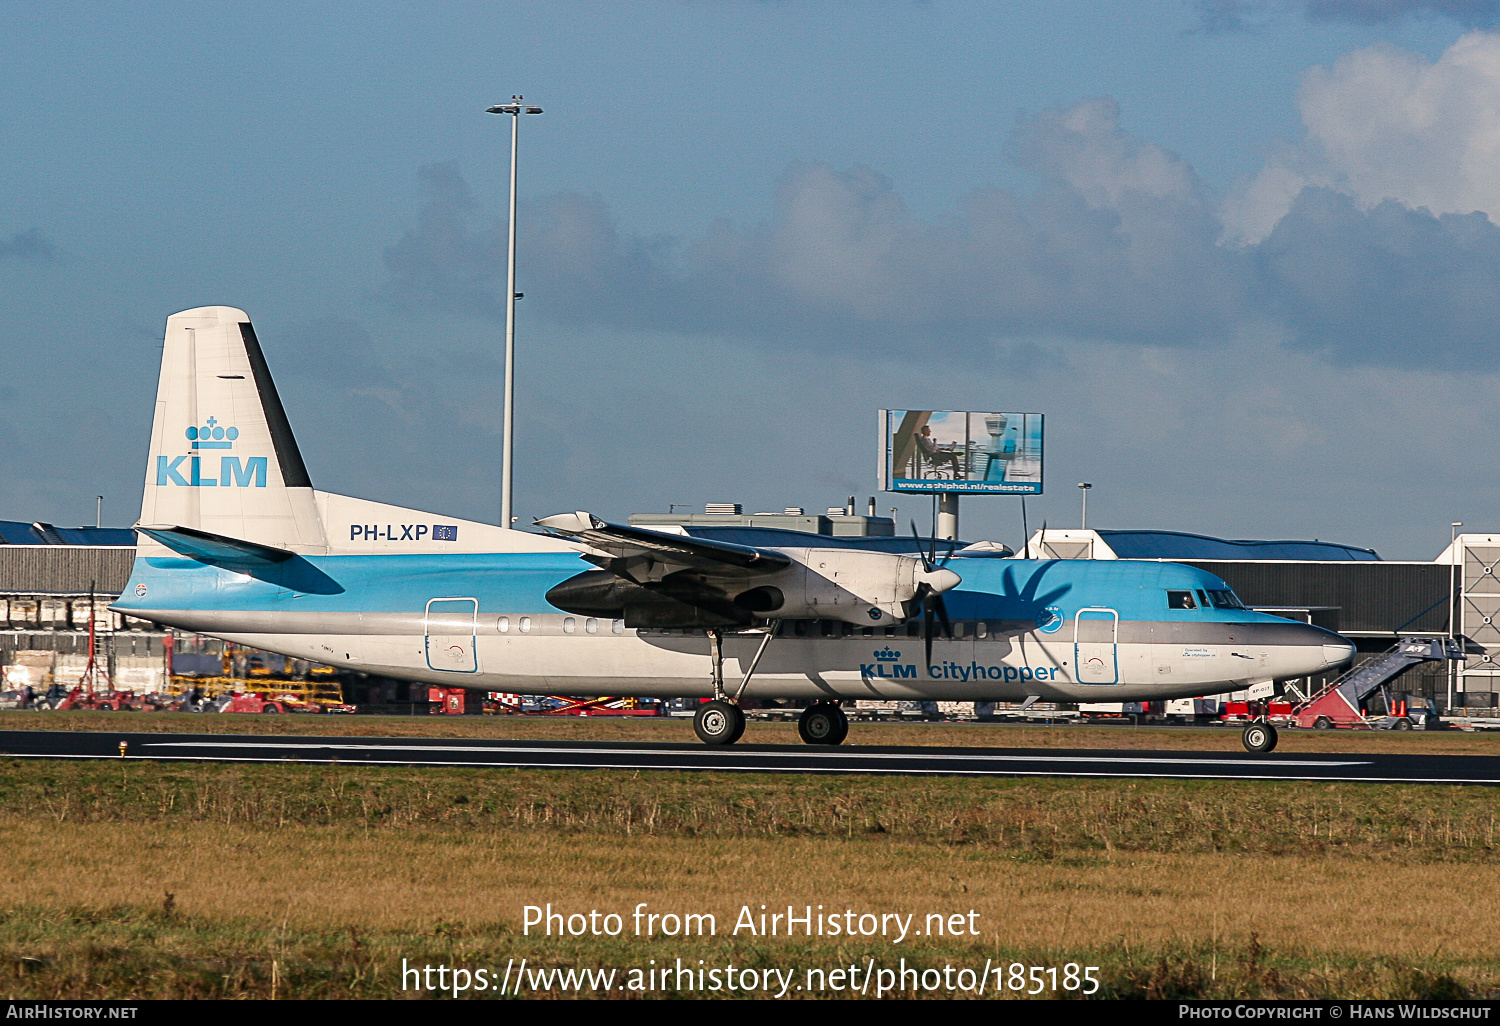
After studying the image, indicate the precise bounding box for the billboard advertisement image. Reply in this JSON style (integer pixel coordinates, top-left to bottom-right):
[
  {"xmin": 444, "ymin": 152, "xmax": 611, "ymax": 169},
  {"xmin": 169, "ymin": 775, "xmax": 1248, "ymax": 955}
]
[{"xmin": 880, "ymin": 410, "xmax": 1044, "ymax": 495}]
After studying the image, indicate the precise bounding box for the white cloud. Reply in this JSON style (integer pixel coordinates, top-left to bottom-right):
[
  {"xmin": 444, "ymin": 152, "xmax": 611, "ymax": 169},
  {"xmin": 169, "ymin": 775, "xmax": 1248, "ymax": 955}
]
[{"xmin": 1229, "ymin": 31, "xmax": 1500, "ymax": 242}]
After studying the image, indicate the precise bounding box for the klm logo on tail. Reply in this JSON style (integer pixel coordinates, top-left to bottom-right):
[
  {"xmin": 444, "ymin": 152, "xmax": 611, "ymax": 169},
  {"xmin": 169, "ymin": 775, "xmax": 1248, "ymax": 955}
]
[{"xmin": 157, "ymin": 418, "xmax": 267, "ymax": 488}]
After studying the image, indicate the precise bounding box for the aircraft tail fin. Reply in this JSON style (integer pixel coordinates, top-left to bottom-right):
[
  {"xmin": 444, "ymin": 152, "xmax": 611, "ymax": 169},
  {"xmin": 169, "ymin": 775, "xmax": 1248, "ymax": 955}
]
[{"xmin": 138, "ymin": 306, "xmax": 327, "ymax": 553}]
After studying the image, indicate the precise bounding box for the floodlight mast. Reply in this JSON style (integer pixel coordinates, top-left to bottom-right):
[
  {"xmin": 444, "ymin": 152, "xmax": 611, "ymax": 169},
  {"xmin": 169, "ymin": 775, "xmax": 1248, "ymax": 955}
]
[
  {"xmin": 486, "ymin": 96, "xmax": 544, "ymax": 528},
  {"xmin": 1450, "ymin": 521, "xmax": 1463, "ymax": 711}
]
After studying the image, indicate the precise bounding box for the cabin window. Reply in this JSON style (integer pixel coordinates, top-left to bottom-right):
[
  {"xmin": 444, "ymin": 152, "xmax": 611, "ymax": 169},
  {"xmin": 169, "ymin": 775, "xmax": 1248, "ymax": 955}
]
[
  {"xmin": 952, "ymin": 622, "xmax": 966, "ymax": 638},
  {"xmin": 1208, "ymin": 589, "xmax": 1245, "ymax": 610},
  {"xmin": 1167, "ymin": 590, "xmax": 1196, "ymax": 610},
  {"xmin": 860, "ymin": 626, "xmax": 873, "ymax": 637},
  {"xmin": 585, "ymin": 617, "xmax": 598, "ymax": 634},
  {"xmin": 519, "ymin": 616, "xmax": 532, "ymax": 633},
  {"xmin": 793, "ymin": 620, "xmax": 808, "ymax": 637},
  {"xmin": 611, "ymin": 619, "xmax": 624, "ymax": 634},
  {"xmin": 563, "ymin": 617, "xmax": 576, "ymax": 634},
  {"xmin": 820, "ymin": 620, "xmax": 837, "ymax": 638},
  {"xmin": 497, "ymin": 616, "xmax": 509, "ymax": 633},
  {"xmin": 976, "ymin": 622, "xmax": 988, "ymax": 639},
  {"xmin": 906, "ymin": 621, "xmax": 920, "ymax": 638},
  {"xmin": 884, "ymin": 626, "xmax": 896, "ymax": 637}
]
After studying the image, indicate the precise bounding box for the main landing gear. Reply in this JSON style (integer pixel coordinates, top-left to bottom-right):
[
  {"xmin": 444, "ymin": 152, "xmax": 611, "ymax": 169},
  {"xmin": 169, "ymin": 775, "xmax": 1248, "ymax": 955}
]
[
  {"xmin": 692, "ymin": 625, "xmax": 849, "ymax": 747},
  {"xmin": 797, "ymin": 702, "xmax": 848, "ymax": 746},
  {"xmin": 694, "ymin": 699, "xmax": 746, "ymax": 745},
  {"xmin": 1242, "ymin": 720, "xmax": 1279, "ymax": 754},
  {"xmin": 694, "ymin": 625, "xmax": 777, "ymax": 746}
]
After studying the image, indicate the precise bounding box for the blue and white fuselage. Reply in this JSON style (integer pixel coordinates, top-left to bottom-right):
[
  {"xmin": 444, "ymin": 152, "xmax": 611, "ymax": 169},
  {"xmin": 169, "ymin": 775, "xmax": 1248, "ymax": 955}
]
[
  {"xmin": 118, "ymin": 546, "xmax": 1352, "ymax": 703},
  {"xmin": 111, "ymin": 306, "xmax": 1354, "ymax": 712}
]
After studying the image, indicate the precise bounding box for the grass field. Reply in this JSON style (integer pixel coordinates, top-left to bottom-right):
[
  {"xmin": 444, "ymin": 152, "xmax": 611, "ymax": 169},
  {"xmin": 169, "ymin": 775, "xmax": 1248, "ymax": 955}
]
[{"xmin": 2, "ymin": 711, "xmax": 1498, "ymax": 1000}]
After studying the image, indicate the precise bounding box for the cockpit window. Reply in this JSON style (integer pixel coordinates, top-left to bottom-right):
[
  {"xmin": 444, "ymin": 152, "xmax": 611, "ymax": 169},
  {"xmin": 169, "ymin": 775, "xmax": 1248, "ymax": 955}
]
[
  {"xmin": 1166, "ymin": 590, "xmax": 1196, "ymax": 609},
  {"xmin": 1196, "ymin": 590, "xmax": 1210, "ymax": 608},
  {"xmin": 1207, "ymin": 589, "xmax": 1246, "ymax": 610}
]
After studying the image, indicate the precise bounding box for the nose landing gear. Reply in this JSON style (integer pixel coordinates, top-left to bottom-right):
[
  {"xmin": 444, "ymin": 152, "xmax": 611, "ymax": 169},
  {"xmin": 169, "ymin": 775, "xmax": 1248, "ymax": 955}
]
[{"xmin": 1242, "ymin": 721, "xmax": 1279, "ymax": 753}]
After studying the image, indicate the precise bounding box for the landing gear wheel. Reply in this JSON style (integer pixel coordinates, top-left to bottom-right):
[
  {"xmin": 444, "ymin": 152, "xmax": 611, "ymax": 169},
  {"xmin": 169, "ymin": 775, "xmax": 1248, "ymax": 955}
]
[
  {"xmin": 1242, "ymin": 722, "xmax": 1278, "ymax": 753},
  {"xmin": 798, "ymin": 702, "xmax": 848, "ymax": 746},
  {"xmin": 1313, "ymin": 716, "xmax": 1332, "ymax": 730},
  {"xmin": 694, "ymin": 700, "xmax": 744, "ymax": 746}
]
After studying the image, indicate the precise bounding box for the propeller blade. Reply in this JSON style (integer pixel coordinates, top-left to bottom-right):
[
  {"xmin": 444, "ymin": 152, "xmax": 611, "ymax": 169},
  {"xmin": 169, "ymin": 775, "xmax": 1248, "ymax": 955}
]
[
  {"xmin": 910, "ymin": 520, "xmax": 933, "ymax": 572},
  {"xmin": 928, "ymin": 517, "xmax": 939, "ymax": 568},
  {"xmin": 933, "ymin": 593, "xmax": 953, "ymax": 639},
  {"xmin": 923, "ymin": 597, "xmax": 934, "ymax": 667}
]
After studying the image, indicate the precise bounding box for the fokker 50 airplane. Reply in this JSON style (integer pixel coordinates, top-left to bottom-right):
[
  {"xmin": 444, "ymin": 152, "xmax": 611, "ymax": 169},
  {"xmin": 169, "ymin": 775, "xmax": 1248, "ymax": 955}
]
[{"xmin": 114, "ymin": 307, "xmax": 1356, "ymax": 753}]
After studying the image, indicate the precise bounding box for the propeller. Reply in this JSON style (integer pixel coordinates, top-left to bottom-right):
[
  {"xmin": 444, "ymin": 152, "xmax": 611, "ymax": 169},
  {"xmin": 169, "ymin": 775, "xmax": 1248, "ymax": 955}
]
[{"xmin": 910, "ymin": 520, "xmax": 961, "ymax": 667}]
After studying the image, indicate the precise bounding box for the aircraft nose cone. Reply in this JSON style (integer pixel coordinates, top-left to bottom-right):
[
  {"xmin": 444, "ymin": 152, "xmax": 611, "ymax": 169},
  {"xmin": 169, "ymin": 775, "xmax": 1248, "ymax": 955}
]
[
  {"xmin": 922, "ymin": 567, "xmax": 962, "ymax": 594},
  {"xmin": 1322, "ymin": 641, "xmax": 1356, "ymax": 669}
]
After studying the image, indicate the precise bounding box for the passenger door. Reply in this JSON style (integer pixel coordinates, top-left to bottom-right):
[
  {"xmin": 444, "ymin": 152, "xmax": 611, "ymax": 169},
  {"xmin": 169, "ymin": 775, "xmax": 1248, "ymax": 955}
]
[
  {"xmin": 425, "ymin": 597, "xmax": 479, "ymax": 673},
  {"xmin": 1074, "ymin": 607, "xmax": 1119, "ymax": 684}
]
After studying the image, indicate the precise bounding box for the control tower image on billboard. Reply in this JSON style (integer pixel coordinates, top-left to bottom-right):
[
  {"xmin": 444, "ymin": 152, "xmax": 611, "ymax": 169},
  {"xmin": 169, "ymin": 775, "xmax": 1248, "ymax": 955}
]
[{"xmin": 879, "ymin": 410, "xmax": 1044, "ymax": 495}]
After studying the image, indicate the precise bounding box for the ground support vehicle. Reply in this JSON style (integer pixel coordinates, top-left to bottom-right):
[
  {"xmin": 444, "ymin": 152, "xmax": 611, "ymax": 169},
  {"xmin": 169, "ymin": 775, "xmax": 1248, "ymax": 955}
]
[
  {"xmin": 1220, "ymin": 700, "xmax": 1296, "ymax": 725},
  {"xmin": 203, "ymin": 691, "xmax": 332, "ymax": 714},
  {"xmin": 1291, "ymin": 637, "xmax": 1461, "ymax": 730}
]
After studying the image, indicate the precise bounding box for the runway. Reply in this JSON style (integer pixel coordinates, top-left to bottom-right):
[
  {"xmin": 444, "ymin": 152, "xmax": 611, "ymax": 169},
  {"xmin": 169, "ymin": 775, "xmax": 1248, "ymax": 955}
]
[{"xmin": 3, "ymin": 729, "xmax": 1500, "ymax": 784}]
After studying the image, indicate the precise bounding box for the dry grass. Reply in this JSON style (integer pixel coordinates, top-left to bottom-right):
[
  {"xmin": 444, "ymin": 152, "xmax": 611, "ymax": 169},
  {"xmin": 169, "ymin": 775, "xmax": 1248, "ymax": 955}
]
[
  {"xmin": 4, "ymin": 709, "xmax": 1499, "ymax": 754},
  {"xmin": 1, "ymin": 759, "xmax": 1499, "ymax": 999}
]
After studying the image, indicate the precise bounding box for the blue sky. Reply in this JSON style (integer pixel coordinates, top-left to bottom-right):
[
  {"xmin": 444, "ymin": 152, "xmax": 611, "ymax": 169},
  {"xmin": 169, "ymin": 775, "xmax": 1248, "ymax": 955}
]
[{"xmin": 2, "ymin": 1, "xmax": 1498, "ymax": 558}]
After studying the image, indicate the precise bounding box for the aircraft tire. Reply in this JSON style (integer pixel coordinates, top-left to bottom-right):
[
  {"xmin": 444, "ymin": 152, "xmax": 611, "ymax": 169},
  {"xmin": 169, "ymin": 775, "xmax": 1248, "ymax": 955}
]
[
  {"xmin": 829, "ymin": 704, "xmax": 849, "ymax": 746},
  {"xmin": 726, "ymin": 703, "xmax": 746, "ymax": 744},
  {"xmin": 694, "ymin": 700, "xmax": 743, "ymax": 746},
  {"xmin": 798, "ymin": 703, "xmax": 847, "ymax": 746},
  {"xmin": 1242, "ymin": 722, "xmax": 1278, "ymax": 754}
]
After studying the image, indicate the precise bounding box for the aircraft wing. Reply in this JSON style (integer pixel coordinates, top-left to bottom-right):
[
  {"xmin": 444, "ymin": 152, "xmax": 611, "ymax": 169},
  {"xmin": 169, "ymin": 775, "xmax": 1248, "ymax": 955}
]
[{"xmin": 534, "ymin": 512, "xmax": 792, "ymax": 580}]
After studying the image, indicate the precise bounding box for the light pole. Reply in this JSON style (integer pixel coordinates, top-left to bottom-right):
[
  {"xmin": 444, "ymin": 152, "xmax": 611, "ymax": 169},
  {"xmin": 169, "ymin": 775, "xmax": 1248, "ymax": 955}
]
[
  {"xmin": 1450, "ymin": 521, "xmax": 1463, "ymax": 711},
  {"xmin": 1078, "ymin": 482, "xmax": 1092, "ymax": 530},
  {"xmin": 486, "ymin": 96, "xmax": 543, "ymax": 529}
]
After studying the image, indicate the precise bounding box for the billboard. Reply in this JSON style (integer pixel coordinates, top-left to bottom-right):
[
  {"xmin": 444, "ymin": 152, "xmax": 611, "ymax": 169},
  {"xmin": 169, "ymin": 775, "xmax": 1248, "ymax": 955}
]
[{"xmin": 879, "ymin": 410, "xmax": 1044, "ymax": 495}]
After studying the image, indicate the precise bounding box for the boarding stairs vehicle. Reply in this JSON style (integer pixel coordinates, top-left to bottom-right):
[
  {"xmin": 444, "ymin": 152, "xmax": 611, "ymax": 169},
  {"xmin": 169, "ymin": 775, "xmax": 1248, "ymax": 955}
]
[{"xmin": 1290, "ymin": 637, "xmax": 1462, "ymax": 730}]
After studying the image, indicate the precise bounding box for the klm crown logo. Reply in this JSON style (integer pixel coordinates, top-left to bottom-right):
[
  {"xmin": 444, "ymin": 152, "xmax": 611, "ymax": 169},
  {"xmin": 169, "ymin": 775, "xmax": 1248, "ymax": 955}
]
[
  {"xmin": 862, "ymin": 647, "xmax": 917, "ymax": 679},
  {"xmin": 158, "ymin": 417, "xmax": 265, "ymax": 489},
  {"xmin": 186, "ymin": 417, "xmax": 239, "ymax": 450}
]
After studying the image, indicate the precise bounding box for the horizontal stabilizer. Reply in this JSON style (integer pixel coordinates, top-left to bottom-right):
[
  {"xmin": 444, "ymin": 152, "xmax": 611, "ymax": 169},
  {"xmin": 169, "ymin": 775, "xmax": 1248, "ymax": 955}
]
[{"xmin": 137, "ymin": 525, "xmax": 295, "ymax": 567}]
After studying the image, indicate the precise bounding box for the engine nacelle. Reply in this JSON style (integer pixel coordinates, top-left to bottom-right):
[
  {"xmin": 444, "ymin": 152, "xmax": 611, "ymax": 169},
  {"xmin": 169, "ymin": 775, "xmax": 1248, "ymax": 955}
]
[
  {"xmin": 544, "ymin": 545, "xmax": 961, "ymax": 630},
  {"xmin": 747, "ymin": 548, "xmax": 959, "ymax": 626}
]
